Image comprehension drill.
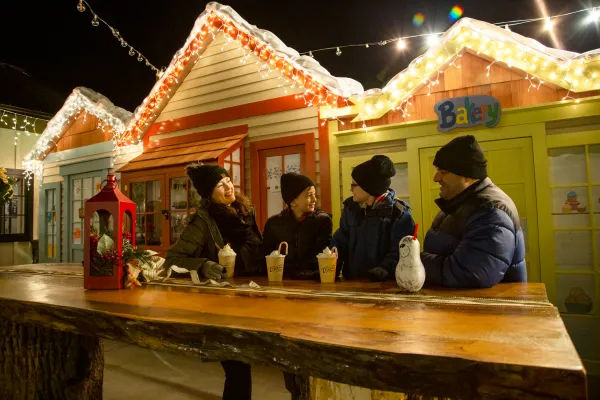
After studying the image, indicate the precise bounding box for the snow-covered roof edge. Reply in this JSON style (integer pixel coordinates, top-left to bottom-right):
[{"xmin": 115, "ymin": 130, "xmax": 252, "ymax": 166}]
[
  {"xmin": 335, "ymin": 17, "xmax": 600, "ymax": 121},
  {"xmin": 23, "ymin": 87, "xmax": 133, "ymax": 163},
  {"xmin": 121, "ymin": 1, "xmax": 363, "ymax": 143}
]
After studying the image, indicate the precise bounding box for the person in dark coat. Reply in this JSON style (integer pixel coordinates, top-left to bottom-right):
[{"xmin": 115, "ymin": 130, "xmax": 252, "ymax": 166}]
[
  {"xmin": 421, "ymin": 135, "xmax": 527, "ymax": 288},
  {"xmin": 263, "ymin": 172, "xmax": 333, "ymax": 280},
  {"xmin": 262, "ymin": 172, "xmax": 332, "ymax": 400},
  {"xmin": 331, "ymin": 155, "xmax": 416, "ymax": 281},
  {"xmin": 164, "ymin": 163, "xmax": 265, "ymax": 400}
]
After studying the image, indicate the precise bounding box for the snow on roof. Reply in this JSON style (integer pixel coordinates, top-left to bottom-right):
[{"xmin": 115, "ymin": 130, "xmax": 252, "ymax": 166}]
[
  {"xmin": 340, "ymin": 17, "xmax": 600, "ymax": 121},
  {"xmin": 120, "ymin": 2, "xmax": 363, "ymax": 143},
  {"xmin": 207, "ymin": 3, "xmax": 364, "ymax": 97},
  {"xmin": 24, "ymin": 87, "xmax": 132, "ymax": 163},
  {"xmin": 122, "ymin": 2, "xmax": 600, "ymax": 139}
]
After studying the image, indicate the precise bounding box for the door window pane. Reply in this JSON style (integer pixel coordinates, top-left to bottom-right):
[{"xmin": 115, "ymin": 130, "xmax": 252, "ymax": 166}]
[
  {"xmin": 592, "ymin": 186, "xmax": 600, "ymax": 222},
  {"xmin": 145, "ymin": 214, "xmax": 162, "ymax": 246},
  {"xmin": 189, "ymin": 183, "xmax": 201, "ymax": 209},
  {"xmin": 171, "ymin": 212, "xmax": 187, "ymax": 245},
  {"xmin": 590, "ymin": 145, "xmax": 600, "ymax": 183},
  {"xmin": 170, "ymin": 177, "xmax": 187, "ymax": 210},
  {"xmin": 136, "ymin": 214, "xmax": 145, "ymax": 244},
  {"xmin": 548, "ymin": 147, "xmax": 587, "ymax": 185},
  {"xmin": 146, "ymin": 181, "xmax": 161, "ymax": 212},
  {"xmin": 47, "ymin": 235, "xmax": 56, "ymax": 258},
  {"xmin": 83, "ymin": 177, "xmax": 93, "ymax": 201},
  {"xmin": 232, "ymin": 148, "xmax": 241, "ymax": 162},
  {"xmin": 72, "ymin": 223, "xmax": 82, "ymax": 245},
  {"xmin": 72, "ymin": 201, "xmax": 82, "ymax": 222},
  {"xmin": 93, "ymin": 176, "xmax": 102, "ymax": 193},
  {"xmin": 554, "ymin": 231, "xmax": 593, "ymax": 270},
  {"xmin": 284, "ymin": 154, "xmax": 301, "ymax": 174},
  {"xmin": 551, "ymin": 187, "xmax": 590, "ymax": 227},
  {"xmin": 267, "ymin": 155, "xmax": 283, "ymax": 218},
  {"xmin": 73, "ymin": 179, "xmax": 82, "ymax": 200},
  {"xmin": 46, "ymin": 188, "xmax": 57, "ymax": 258},
  {"xmin": 132, "ymin": 182, "xmax": 145, "ymax": 213},
  {"xmin": 232, "ymin": 164, "xmax": 241, "ymax": 187},
  {"xmin": 390, "ymin": 162, "xmax": 410, "ymax": 205}
]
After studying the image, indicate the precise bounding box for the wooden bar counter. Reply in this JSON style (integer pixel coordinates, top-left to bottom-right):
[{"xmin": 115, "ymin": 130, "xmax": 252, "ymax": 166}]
[{"xmin": 0, "ymin": 264, "xmax": 587, "ymax": 399}]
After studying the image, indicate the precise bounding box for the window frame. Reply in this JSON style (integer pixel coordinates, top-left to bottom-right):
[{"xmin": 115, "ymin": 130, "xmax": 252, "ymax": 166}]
[{"xmin": 0, "ymin": 168, "xmax": 34, "ymax": 243}]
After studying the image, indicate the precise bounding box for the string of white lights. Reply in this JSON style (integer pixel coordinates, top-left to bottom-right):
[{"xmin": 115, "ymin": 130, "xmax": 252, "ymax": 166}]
[
  {"xmin": 0, "ymin": 108, "xmax": 47, "ymax": 148},
  {"xmin": 300, "ymin": 6, "xmax": 599, "ymax": 56},
  {"xmin": 76, "ymin": 0, "xmax": 165, "ymax": 77}
]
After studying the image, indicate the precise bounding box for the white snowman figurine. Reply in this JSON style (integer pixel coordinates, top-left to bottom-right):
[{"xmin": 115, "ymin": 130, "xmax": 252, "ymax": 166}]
[{"xmin": 395, "ymin": 225, "xmax": 425, "ymax": 292}]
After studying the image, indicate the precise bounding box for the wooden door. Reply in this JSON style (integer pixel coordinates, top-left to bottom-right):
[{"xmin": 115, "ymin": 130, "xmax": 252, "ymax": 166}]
[
  {"xmin": 419, "ymin": 137, "xmax": 541, "ymax": 282},
  {"xmin": 258, "ymin": 145, "xmax": 306, "ymax": 228},
  {"xmin": 122, "ymin": 174, "xmax": 168, "ymax": 255}
]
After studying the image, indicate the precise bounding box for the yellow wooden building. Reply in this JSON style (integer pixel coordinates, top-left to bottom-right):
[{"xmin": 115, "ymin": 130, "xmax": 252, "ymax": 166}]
[{"xmin": 324, "ymin": 65, "xmax": 600, "ymax": 379}]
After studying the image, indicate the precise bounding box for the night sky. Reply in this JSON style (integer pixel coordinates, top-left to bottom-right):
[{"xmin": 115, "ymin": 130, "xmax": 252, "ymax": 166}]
[{"xmin": 2, "ymin": 0, "xmax": 599, "ymax": 115}]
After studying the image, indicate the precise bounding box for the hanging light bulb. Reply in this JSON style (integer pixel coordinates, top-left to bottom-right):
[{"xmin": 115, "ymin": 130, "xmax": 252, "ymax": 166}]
[
  {"xmin": 137, "ymin": 53, "xmax": 144, "ymax": 62},
  {"xmin": 129, "ymin": 47, "xmax": 136, "ymax": 56},
  {"xmin": 91, "ymin": 15, "xmax": 99, "ymax": 27},
  {"xmin": 544, "ymin": 18, "xmax": 553, "ymax": 31},
  {"xmin": 309, "ymin": 51, "xmax": 314, "ymax": 57},
  {"xmin": 111, "ymin": 28, "xmax": 120, "ymax": 38},
  {"xmin": 121, "ymin": 39, "xmax": 127, "ymax": 47},
  {"xmin": 397, "ymin": 39, "xmax": 406, "ymax": 50},
  {"xmin": 588, "ymin": 8, "xmax": 600, "ymax": 23},
  {"xmin": 504, "ymin": 24, "xmax": 511, "ymax": 31},
  {"xmin": 365, "ymin": 43, "xmax": 369, "ymax": 48},
  {"xmin": 336, "ymin": 47, "xmax": 342, "ymax": 56},
  {"xmin": 426, "ymin": 35, "xmax": 440, "ymax": 47},
  {"xmin": 77, "ymin": 0, "xmax": 86, "ymax": 12}
]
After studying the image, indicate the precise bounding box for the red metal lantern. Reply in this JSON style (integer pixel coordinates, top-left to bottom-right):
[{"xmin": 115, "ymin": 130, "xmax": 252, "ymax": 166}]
[{"xmin": 84, "ymin": 174, "xmax": 136, "ymax": 290}]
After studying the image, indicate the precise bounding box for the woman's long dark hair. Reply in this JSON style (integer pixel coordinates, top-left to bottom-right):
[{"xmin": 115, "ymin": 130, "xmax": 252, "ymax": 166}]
[{"xmin": 202, "ymin": 191, "xmax": 254, "ymax": 218}]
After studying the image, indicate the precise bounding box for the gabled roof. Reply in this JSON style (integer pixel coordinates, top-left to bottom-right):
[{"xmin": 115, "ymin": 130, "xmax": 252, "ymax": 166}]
[
  {"xmin": 119, "ymin": 1, "xmax": 363, "ymax": 145},
  {"xmin": 24, "ymin": 87, "xmax": 132, "ymax": 163},
  {"xmin": 328, "ymin": 17, "xmax": 600, "ymax": 121},
  {"xmin": 121, "ymin": 2, "xmax": 600, "ymax": 139}
]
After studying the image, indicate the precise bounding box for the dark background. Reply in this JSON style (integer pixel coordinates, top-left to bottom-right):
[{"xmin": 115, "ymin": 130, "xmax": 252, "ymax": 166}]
[{"xmin": 2, "ymin": 0, "xmax": 599, "ymax": 115}]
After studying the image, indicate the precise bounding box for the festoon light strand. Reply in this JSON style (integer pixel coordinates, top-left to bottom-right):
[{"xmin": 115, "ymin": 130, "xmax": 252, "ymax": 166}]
[{"xmin": 76, "ymin": 0, "xmax": 165, "ymax": 78}]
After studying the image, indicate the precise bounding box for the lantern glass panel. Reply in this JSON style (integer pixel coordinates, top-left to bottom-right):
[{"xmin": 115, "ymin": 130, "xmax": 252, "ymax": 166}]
[{"xmin": 89, "ymin": 209, "xmax": 115, "ymax": 277}]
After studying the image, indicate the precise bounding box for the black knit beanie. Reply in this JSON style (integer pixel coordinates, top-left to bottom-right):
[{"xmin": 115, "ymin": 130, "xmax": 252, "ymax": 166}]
[
  {"xmin": 433, "ymin": 135, "xmax": 487, "ymax": 179},
  {"xmin": 281, "ymin": 173, "xmax": 315, "ymax": 205},
  {"xmin": 186, "ymin": 164, "xmax": 230, "ymax": 198},
  {"xmin": 351, "ymin": 155, "xmax": 396, "ymax": 197}
]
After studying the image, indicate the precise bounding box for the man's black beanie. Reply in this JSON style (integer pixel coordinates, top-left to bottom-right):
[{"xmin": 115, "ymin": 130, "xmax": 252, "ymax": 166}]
[{"xmin": 433, "ymin": 135, "xmax": 487, "ymax": 179}]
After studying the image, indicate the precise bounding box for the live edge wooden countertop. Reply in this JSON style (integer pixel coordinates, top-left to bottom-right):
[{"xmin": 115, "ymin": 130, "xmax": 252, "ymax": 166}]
[{"xmin": 0, "ymin": 264, "xmax": 587, "ymax": 400}]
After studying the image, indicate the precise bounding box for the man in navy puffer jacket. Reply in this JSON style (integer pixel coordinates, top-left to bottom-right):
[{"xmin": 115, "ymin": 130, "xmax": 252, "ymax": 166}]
[
  {"xmin": 421, "ymin": 135, "xmax": 527, "ymax": 288},
  {"xmin": 331, "ymin": 155, "xmax": 415, "ymax": 281}
]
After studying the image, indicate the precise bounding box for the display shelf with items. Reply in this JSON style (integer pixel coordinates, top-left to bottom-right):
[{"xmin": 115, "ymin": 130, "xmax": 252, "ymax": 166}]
[{"xmin": 548, "ymin": 142, "xmax": 600, "ymax": 319}]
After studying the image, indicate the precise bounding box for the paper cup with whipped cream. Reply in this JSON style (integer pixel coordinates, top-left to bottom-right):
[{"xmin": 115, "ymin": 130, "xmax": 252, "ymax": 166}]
[
  {"xmin": 218, "ymin": 244, "xmax": 237, "ymax": 278},
  {"xmin": 266, "ymin": 242, "xmax": 288, "ymax": 282},
  {"xmin": 317, "ymin": 247, "xmax": 338, "ymax": 283}
]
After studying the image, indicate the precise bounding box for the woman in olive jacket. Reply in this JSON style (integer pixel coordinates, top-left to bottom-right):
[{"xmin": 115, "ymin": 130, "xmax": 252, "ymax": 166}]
[{"xmin": 164, "ymin": 163, "xmax": 264, "ymax": 400}]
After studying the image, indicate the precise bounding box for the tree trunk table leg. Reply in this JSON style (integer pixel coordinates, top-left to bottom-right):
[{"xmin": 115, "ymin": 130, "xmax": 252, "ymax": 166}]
[{"xmin": 0, "ymin": 318, "xmax": 103, "ymax": 400}]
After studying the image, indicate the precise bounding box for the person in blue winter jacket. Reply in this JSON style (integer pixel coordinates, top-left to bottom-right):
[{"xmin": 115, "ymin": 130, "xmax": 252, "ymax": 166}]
[
  {"xmin": 331, "ymin": 155, "xmax": 415, "ymax": 281},
  {"xmin": 421, "ymin": 135, "xmax": 527, "ymax": 288}
]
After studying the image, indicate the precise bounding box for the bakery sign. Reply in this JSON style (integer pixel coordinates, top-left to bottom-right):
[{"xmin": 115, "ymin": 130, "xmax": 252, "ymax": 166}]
[{"xmin": 434, "ymin": 95, "xmax": 501, "ymax": 132}]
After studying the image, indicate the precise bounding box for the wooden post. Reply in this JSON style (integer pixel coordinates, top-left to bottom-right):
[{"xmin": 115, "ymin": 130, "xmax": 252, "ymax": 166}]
[{"xmin": 0, "ymin": 318, "xmax": 103, "ymax": 400}]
